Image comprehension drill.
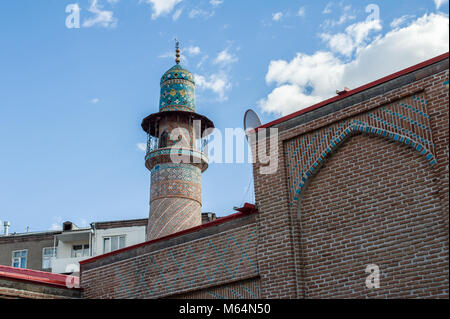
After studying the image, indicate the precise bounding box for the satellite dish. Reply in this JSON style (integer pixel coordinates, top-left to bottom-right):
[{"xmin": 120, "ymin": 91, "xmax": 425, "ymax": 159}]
[
  {"xmin": 243, "ymin": 109, "xmax": 262, "ymax": 136},
  {"xmin": 242, "ymin": 110, "xmax": 260, "ymax": 205}
]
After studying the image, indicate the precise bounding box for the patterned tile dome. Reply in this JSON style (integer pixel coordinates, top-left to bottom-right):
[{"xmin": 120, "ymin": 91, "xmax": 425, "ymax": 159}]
[{"xmin": 159, "ymin": 64, "xmax": 196, "ymax": 113}]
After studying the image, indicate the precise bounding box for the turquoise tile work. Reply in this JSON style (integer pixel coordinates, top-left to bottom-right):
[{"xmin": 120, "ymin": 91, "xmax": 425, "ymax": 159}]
[
  {"xmin": 159, "ymin": 64, "xmax": 196, "ymax": 112},
  {"xmin": 285, "ymin": 92, "xmax": 437, "ymax": 207}
]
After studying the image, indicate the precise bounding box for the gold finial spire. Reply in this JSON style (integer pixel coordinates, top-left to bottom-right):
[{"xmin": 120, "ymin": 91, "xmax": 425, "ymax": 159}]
[{"xmin": 175, "ymin": 38, "xmax": 181, "ymax": 64}]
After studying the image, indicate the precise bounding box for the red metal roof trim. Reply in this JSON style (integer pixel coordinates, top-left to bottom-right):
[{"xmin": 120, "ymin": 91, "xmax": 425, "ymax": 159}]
[
  {"xmin": 0, "ymin": 265, "xmax": 80, "ymax": 290},
  {"xmin": 80, "ymin": 203, "xmax": 258, "ymax": 265},
  {"xmin": 255, "ymin": 52, "xmax": 449, "ymax": 132}
]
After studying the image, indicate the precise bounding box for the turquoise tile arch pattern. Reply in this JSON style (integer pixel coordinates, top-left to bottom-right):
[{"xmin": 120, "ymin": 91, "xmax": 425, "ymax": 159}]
[{"xmin": 285, "ymin": 92, "xmax": 437, "ymax": 207}]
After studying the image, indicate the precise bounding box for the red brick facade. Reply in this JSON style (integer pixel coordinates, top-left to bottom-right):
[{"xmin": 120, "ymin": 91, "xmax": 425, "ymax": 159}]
[
  {"xmin": 80, "ymin": 212, "xmax": 259, "ymax": 299},
  {"xmin": 252, "ymin": 53, "xmax": 449, "ymax": 298},
  {"xmin": 80, "ymin": 54, "xmax": 449, "ymax": 299}
]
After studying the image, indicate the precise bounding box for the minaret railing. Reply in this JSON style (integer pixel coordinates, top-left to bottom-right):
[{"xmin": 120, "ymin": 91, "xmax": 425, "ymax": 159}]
[{"xmin": 146, "ymin": 133, "xmax": 159, "ymax": 155}]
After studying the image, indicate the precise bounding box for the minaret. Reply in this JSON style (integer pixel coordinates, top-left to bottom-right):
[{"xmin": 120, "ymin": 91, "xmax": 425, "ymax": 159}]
[{"xmin": 141, "ymin": 41, "xmax": 214, "ymax": 240}]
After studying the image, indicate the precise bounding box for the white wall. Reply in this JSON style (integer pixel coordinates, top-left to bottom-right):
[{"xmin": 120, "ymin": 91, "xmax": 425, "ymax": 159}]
[
  {"xmin": 50, "ymin": 225, "xmax": 146, "ymax": 274},
  {"xmin": 92, "ymin": 226, "xmax": 146, "ymax": 256}
]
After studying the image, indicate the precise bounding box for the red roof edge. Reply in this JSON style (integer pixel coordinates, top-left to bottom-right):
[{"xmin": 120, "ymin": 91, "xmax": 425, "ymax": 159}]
[
  {"xmin": 255, "ymin": 52, "xmax": 449, "ymax": 132},
  {"xmin": 80, "ymin": 203, "xmax": 258, "ymax": 266},
  {"xmin": 0, "ymin": 265, "xmax": 80, "ymax": 290}
]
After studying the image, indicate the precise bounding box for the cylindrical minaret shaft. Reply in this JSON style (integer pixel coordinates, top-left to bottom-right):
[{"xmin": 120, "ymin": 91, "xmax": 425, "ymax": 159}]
[
  {"xmin": 148, "ymin": 163, "xmax": 202, "ymax": 239},
  {"xmin": 141, "ymin": 43, "xmax": 214, "ymax": 241}
]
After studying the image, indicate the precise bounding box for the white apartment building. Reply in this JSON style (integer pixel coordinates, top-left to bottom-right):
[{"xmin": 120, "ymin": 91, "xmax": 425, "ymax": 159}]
[
  {"xmin": 1, "ymin": 214, "xmax": 215, "ymax": 274},
  {"xmin": 50, "ymin": 219, "xmax": 147, "ymax": 274}
]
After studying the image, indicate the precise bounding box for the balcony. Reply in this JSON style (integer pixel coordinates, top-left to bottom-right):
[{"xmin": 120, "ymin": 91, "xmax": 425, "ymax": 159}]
[
  {"xmin": 51, "ymin": 229, "xmax": 92, "ymax": 274},
  {"xmin": 146, "ymin": 134, "xmax": 209, "ymax": 157}
]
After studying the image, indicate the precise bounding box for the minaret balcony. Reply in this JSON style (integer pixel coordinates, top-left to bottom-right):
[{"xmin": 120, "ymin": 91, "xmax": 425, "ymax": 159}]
[{"xmin": 145, "ymin": 147, "xmax": 208, "ymax": 172}]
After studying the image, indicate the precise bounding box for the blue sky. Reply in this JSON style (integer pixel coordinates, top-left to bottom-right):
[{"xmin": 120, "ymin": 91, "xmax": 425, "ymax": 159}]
[{"xmin": 0, "ymin": 0, "xmax": 448, "ymax": 233}]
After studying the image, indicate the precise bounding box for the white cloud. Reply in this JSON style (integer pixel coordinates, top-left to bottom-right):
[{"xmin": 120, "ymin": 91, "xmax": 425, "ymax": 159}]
[
  {"xmin": 194, "ymin": 45, "xmax": 237, "ymax": 101},
  {"xmin": 137, "ymin": 143, "xmax": 147, "ymax": 152},
  {"xmin": 210, "ymin": 0, "xmax": 223, "ymax": 6},
  {"xmin": 320, "ymin": 19, "xmax": 382, "ymax": 56},
  {"xmin": 434, "ymin": 0, "xmax": 449, "ymax": 9},
  {"xmin": 158, "ymin": 50, "xmax": 186, "ymax": 63},
  {"xmin": 158, "ymin": 51, "xmax": 173, "ymax": 58},
  {"xmin": 140, "ymin": 0, "xmax": 183, "ymax": 20},
  {"xmin": 158, "ymin": 45, "xmax": 201, "ymax": 63},
  {"xmin": 188, "ymin": 8, "xmax": 215, "ymax": 19},
  {"xmin": 172, "ymin": 8, "xmax": 183, "ymax": 21},
  {"xmin": 319, "ymin": 33, "xmax": 355, "ymax": 56},
  {"xmin": 321, "ymin": 4, "xmax": 356, "ymax": 28},
  {"xmin": 272, "ymin": 12, "xmax": 283, "ymax": 22},
  {"xmin": 213, "ymin": 49, "xmax": 238, "ymax": 65},
  {"xmin": 91, "ymin": 98, "xmax": 100, "ymax": 104},
  {"xmin": 259, "ymin": 13, "xmax": 449, "ymax": 116},
  {"xmin": 390, "ymin": 15, "xmax": 415, "ymax": 29},
  {"xmin": 297, "ymin": 7, "xmax": 306, "ymax": 17},
  {"xmin": 50, "ymin": 216, "xmax": 63, "ymax": 231},
  {"xmin": 185, "ymin": 46, "xmax": 201, "ymax": 56},
  {"xmin": 83, "ymin": 0, "xmax": 117, "ymax": 28},
  {"xmin": 51, "ymin": 223, "xmax": 62, "ymax": 230},
  {"xmin": 323, "ymin": 2, "xmax": 332, "ymax": 14},
  {"xmin": 196, "ymin": 55, "xmax": 209, "ymax": 69},
  {"xmin": 194, "ymin": 73, "xmax": 231, "ymax": 101},
  {"xmin": 259, "ymin": 84, "xmax": 323, "ymax": 115}
]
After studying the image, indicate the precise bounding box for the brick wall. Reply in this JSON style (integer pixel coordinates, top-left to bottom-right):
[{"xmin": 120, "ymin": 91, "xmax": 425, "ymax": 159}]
[
  {"xmin": 80, "ymin": 213, "xmax": 259, "ymax": 299},
  {"xmin": 252, "ymin": 56, "xmax": 449, "ymax": 298},
  {"xmin": 298, "ymin": 134, "xmax": 448, "ymax": 298},
  {"xmin": 167, "ymin": 277, "xmax": 261, "ymax": 299}
]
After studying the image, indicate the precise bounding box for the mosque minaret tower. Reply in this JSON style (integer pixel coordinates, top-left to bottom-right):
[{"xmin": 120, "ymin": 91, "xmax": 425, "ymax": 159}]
[{"xmin": 141, "ymin": 42, "xmax": 214, "ymax": 240}]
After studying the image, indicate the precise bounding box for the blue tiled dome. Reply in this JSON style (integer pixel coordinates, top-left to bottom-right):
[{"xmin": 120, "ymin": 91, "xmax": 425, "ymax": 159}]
[{"xmin": 159, "ymin": 65, "xmax": 196, "ymax": 113}]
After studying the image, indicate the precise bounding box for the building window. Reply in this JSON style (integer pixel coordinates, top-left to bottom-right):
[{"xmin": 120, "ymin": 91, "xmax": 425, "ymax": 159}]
[
  {"xmin": 103, "ymin": 235, "xmax": 126, "ymax": 254},
  {"xmin": 42, "ymin": 247, "xmax": 57, "ymax": 269},
  {"xmin": 12, "ymin": 250, "xmax": 27, "ymax": 269},
  {"xmin": 71, "ymin": 244, "xmax": 90, "ymax": 258}
]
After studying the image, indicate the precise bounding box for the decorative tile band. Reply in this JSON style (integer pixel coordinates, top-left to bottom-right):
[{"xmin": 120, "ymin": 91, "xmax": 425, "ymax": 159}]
[
  {"xmin": 160, "ymin": 104, "xmax": 195, "ymax": 113},
  {"xmin": 145, "ymin": 147, "xmax": 208, "ymax": 164},
  {"xmin": 160, "ymin": 81, "xmax": 195, "ymax": 112},
  {"xmin": 160, "ymin": 65, "xmax": 195, "ymax": 85},
  {"xmin": 151, "ymin": 164, "xmax": 202, "ymax": 204}
]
